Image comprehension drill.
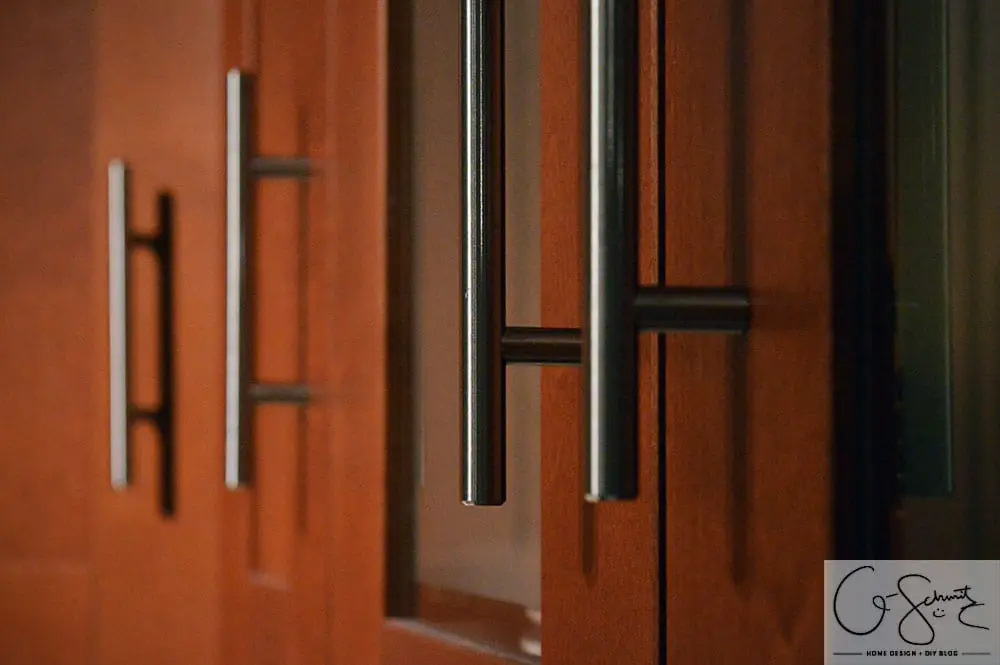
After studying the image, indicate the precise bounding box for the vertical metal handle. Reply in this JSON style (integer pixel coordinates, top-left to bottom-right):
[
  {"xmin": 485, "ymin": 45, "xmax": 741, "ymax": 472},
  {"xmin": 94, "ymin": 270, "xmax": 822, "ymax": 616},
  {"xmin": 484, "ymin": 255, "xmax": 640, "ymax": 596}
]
[
  {"xmin": 226, "ymin": 70, "xmax": 252, "ymax": 489},
  {"xmin": 108, "ymin": 163, "xmax": 178, "ymax": 514},
  {"xmin": 461, "ymin": 0, "xmax": 507, "ymax": 506},
  {"xmin": 109, "ymin": 159, "xmax": 131, "ymax": 489},
  {"xmin": 225, "ymin": 69, "xmax": 314, "ymax": 491},
  {"xmin": 586, "ymin": 0, "xmax": 639, "ymax": 501},
  {"xmin": 457, "ymin": 0, "xmax": 750, "ymax": 508}
]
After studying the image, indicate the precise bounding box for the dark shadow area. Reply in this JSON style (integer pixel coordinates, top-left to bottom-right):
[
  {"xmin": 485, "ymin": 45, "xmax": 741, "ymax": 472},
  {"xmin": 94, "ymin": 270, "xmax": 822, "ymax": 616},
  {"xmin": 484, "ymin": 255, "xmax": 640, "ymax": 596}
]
[
  {"xmin": 726, "ymin": 0, "xmax": 750, "ymax": 587},
  {"xmin": 129, "ymin": 190, "xmax": 176, "ymax": 517},
  {"xmin": 385, "ymin": 0, "xmax": 418, "ymax": 618},
  {"xmin": 830, "ymin": 0, "xmax": 895, "ymax": 559}
]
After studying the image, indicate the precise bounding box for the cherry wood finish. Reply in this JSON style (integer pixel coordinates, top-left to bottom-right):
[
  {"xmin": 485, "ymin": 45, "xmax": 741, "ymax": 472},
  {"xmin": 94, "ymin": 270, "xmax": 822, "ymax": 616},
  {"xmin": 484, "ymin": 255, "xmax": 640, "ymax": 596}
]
[
  {"xmin": 223, "ymin": 1, "xmax": 329, "ymax": 664},
  {"xmin": 374, "ymin": 1, "xmax": 837, "ymax": 664},
  {"xmin": 415, "ymin": 585, "xmax": 536, "ymax": 652},
  {"xmin": 362, "ymin": 1, "xmax": 663, "ymax": 664},
  {"xmin": 384, "ymin": 620, "xmax": 532, "ymax": 665},
  {"xmin": 325, "ymin": 0, "xmax": 389, "ymax": 663},
  {"xmin": 0, "ymin": 3, "xmax": 96, "ymax": 662},
  {"xmin": 2, "ymin": 1, "xmax": 230, "ymax": 662},
  {"xmin": 0, "ymin": 0, "xmax": 843, "ymax": 662},
  {"xmin": 5, "ymin": 2, "xmax": 339, "ymax": 664},
  {"xmin": 663, "ymin": 0, "xmax": 832, "ymax": 662},
  {"xmin": 90, "ymin": 1, "xmax": 226, "ymax": 663},
  {"xmin": 540, "ymin": 1, "xmax": 660, "ymax": 664}
]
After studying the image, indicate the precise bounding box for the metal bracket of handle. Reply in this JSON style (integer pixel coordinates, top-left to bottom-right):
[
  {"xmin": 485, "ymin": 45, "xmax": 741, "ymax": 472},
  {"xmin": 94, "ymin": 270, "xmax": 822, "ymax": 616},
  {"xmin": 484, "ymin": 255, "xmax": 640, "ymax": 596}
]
[
  {"xmin": 461, "ymin": 0, "xmax": 752, "ymax": 506},
  {"xmin": 108, "ymin": 160, "xmax": 177, "ymax": 516},
  {"xmin": 225, "ymin": 69, "xmax": 315, "ymax": 490}
]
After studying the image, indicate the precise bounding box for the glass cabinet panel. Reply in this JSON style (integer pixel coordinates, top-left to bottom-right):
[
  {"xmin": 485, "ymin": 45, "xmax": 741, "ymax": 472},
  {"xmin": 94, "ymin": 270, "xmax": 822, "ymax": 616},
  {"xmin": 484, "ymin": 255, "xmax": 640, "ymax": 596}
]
[{"xmin": 390, "ymin": 0, "xmax": 542, "ymax": 659}]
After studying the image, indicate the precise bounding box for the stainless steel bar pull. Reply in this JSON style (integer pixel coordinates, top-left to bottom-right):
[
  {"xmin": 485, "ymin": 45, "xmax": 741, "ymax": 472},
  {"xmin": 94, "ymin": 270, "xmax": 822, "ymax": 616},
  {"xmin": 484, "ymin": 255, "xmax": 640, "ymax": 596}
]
[
  {"xmin": 461, "ymin": 0, "xmax": 506, "ymax": 506},
  {"xmin": 225, "ymin": 69, "xmax": 315, "ymax": 490},
  {"xmin": 588, "ymin": 1, "xmax": 750, "ymax": 500},
  {"xmin": 461, "ymin": 0, "xmax": 751, "ymax": 506},
  {"xmin": 108, "ymin": 160, "xmax": 177, "ymax": 515},
  {"xmin": 584, "ymin": 0, "xmax": 749, "ymax": 500},
  {"xmin": 587, "ymin": 0, "xmax": 639, "ymax": 500},
  {"xmin": 108, "ymin": 160, "xmax": 131, "ymax": 490}
]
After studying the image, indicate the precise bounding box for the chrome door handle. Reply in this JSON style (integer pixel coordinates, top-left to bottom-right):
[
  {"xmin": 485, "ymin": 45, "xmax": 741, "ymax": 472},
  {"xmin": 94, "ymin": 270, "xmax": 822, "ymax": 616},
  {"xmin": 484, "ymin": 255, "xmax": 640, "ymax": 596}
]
[
  {"xmin": 461, "ymin": 0, "xmax": 506, "ymax": 506},
  {"xmin": 108, "ymin": 160, "xmax": 177, "ymax": 515},
  {"xmin": 460, "ymin": 0, "xmax": 751, "ymax": 506},
  {"xmin": 108, "ymin": 160, "xmax": 130, "ymax": 490},
  {"xmin": 225, "ymin": 69, "xmax": 315, "ymax": 490}
]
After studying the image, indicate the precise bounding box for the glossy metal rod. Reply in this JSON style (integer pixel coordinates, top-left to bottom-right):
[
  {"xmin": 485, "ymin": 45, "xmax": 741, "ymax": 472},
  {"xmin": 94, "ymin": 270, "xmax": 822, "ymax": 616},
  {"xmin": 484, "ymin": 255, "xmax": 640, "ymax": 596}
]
[
  {"xmin": 587, "ymin": 0, "xmax": 639, "ymax": 502},
  {"xmin": 634, "ymin": 287, "xmax": 751, "ymax": 333},
  {"xmin": 248, "ymin": 382, "xmax": 312, "ymax": 404},
  {"xmin": 249, "ymin": 156, "xmax": 314, "ymax": 179},
  {"xmin": 108, "ymin": 159, "xmax": 131, "ymax": 489},
  {"xmin": 502, "ymin": 327, "xmax": 581, "ymax": 365},
  {"xmin": 225, "ymin": 69, "xmax": 253, "ymax": 489},
  {"xmin": 461, "ymin": 0, "xmax": 506, "ymax": 506}
]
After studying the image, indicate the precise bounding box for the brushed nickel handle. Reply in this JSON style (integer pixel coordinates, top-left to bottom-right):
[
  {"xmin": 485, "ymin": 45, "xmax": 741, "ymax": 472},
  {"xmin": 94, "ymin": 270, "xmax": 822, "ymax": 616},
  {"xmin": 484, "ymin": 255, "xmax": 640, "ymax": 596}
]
[
  {"xmin": 585, "ymin": 0, "xmax": 749, "ymax": 501},
  {"xmin": 586, "ymin": 0, "xmax": 640, "ymax": 500},
  {"xmin": 108, "ymin": 160, "xmax": 177, "ymax": 514},
  {"xmin": 225, "ymin": 69, "xmax": 315, "ymax": 490},
  {"xmin": 460, "ymin": 0, "xmax": 751, "ymax": 506},
  {"xmin": 461, "ymin": 0, "xmax": 507, "ymax": 506},
  {"xmin": 108, "ymin": 159, "xmax": 131, "ymax": 490}
]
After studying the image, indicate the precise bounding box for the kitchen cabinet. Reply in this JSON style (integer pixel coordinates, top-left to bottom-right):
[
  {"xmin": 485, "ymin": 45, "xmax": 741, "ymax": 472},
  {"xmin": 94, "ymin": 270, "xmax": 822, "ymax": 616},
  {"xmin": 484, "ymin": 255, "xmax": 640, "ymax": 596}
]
[
  {"xmin": 91, "ymin": 2, "xmax": 226, "ymax": 663},
  {"xmin": 0, "ymin": 3, "xmax": 98, "ymax": 663},
  {"xmin": 0, "ymin": 0, "xmax": 329, "ymax": 663},
  {"xmin": 0, "ymin": 1, "xmax": 908, "ymax": 663},
  {"xmin": 326, "ymin": 1, "xmax": 840, "ymax": 663},
  {"xmin": 96, "ymin": 0, "xmax": 333, "ymax": 661},
  {"xmin": 220, "ymin": 0, "xmax": 330, "ymax": 664}
]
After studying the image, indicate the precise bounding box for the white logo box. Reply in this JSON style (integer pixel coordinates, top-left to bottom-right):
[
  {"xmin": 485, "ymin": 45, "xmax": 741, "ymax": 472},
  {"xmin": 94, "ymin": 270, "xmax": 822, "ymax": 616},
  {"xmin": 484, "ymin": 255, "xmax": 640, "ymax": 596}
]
[{"xmin": 825, "ymin": 560, "xmax": 1000, "ymax": 665}]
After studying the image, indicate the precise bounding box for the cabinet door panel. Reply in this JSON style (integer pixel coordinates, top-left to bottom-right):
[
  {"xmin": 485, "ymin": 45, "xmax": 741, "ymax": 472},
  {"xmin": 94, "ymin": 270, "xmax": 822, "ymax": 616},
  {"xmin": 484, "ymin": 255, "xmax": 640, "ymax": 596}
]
[
  {"xmin": 93, "ymin": 1, "xmax": 224, "ymax": 663},
  {"xmin": 331, "ymin": 2, "xmax": 661, "ymax": 663},
  {"xmin": 328, "ymin": 0, "xmax": 838, "ymax": 663},
  {"xmin": 0, "ymin": 2, "xmax": 95, "ymax": 662},
  {"xmin": 664, "ymin": 1, "xmax": 832, "ymax": 662},
  {"xmin": 223, "ymin": 1, "xmax": 329, "ymax": 663},
  {"xmin": 540, "ymin": 1, "xmax": 661, "ymax": 663}
]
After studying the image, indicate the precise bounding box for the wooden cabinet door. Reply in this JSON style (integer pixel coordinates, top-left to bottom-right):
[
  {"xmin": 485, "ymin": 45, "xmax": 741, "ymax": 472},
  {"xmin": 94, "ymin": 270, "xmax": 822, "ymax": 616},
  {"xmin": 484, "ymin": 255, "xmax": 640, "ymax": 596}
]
[
  {"xmin": 3, "ymin": 2, "xmax": 329, "ymax": 663},
  {"xmin": 663, "ymin": 0, "xmax": 833, "ymax": 661},
  {"xmin": 324, "ymin": 0, "xmax": 838, "ymax": 664},
  {"xmin": 2, "ymin": 1, "xmax": 228, "ymax": 663},
  {"xmin": 92, "ymin": 1, "xmax": 226, "ymax": 663},
  {"xmin": 326, "ymin": 1, "xmax": 660, "ymax": 663},
  {"xmin": 0, "ymin": 3, "xmax": 97, "ymax": 663},
  {"xmin": 222, "ymin": 1, "xmax": 329, "ymax": 664}
]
